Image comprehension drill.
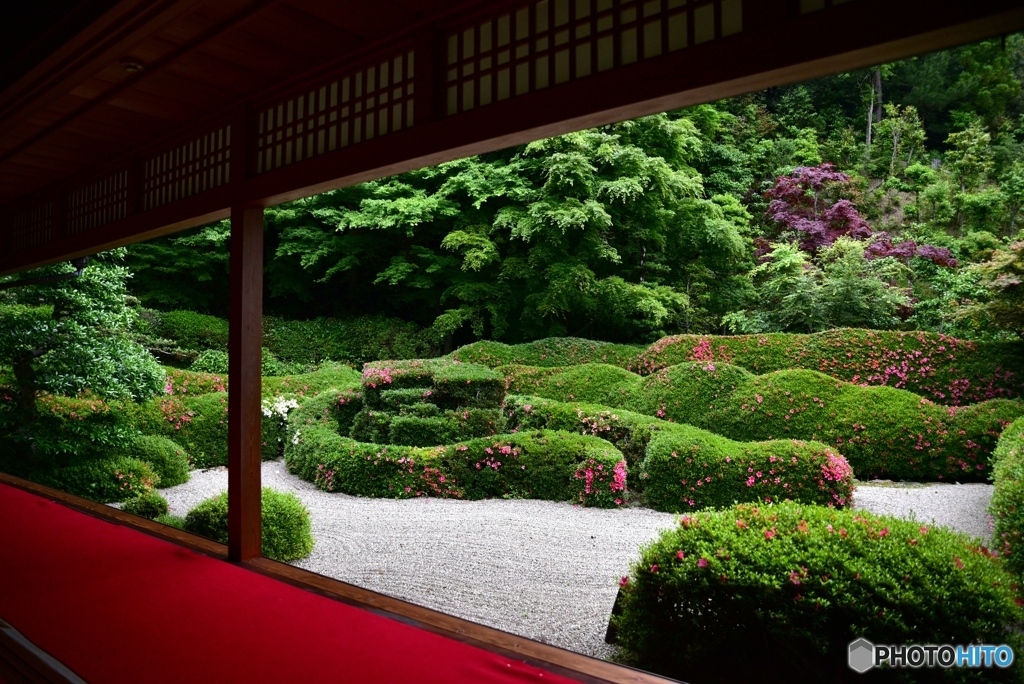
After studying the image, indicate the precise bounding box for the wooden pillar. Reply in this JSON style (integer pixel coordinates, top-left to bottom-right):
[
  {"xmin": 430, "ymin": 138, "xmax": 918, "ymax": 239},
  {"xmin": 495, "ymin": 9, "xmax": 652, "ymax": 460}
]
[{"xmin": 228, "ymin": 104, "xmax": 262, "ymax": 562}]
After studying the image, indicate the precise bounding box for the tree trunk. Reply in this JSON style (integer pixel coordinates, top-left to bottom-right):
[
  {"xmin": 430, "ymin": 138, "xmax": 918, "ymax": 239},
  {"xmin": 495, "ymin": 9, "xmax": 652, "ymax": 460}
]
[{"xmin": 873, "ymin": 68, "xmax": 884, "ymax": 123}]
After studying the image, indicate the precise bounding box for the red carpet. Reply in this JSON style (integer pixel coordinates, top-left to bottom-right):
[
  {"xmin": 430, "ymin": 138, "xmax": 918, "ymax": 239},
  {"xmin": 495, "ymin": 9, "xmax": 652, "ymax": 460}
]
[{"xmin": 0, "ymin": 483, "xmax": 578, "ymax": 683}]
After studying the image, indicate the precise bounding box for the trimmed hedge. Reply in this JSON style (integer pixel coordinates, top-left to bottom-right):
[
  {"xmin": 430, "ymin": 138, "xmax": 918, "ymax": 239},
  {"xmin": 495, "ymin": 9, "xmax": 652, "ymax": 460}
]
[
  {"xmin": 38, "ymin": 456, "xmax": 158, "ymax": 503},
  {"xmin": 6, "ymin": 393, "xmax": 138, "ymax": 464},
  {"xmin": 361, "ymin": 359, "xmax": 504, "ymax": 410},
  {"xmin": 611, "ymin": 502, "xmax": 1024, "ymax": 683},
  {"xmin": 991, "ymin": 417, "xmax": 1024, "ymax": 576},
  {"xmin": 137, "ymin": 392, "xmax": 228, "ymax": 468},
  {"xmin": 502, "ymin": 363, "xmax": 640, "ymax": 404},
  {"xmin": 122, "ymin": 491, "xmax": 169, "ymax": 519},
  {"xmin": 629, "ymin": 329, "xmax": 1024, "ymax": 406},
  {"xmin": 507, "ymin": 361, "xmax": 1024, "ymax": 482},
  {"xmin": 452, "ymin": 337, "xmax": 643, "ymax": 368},
  {"xmin": 285, "ymin": 423, "xmax": 626, "ymax": 507},
  {"xmin": 702, "ymin": 368, "xmax": 1024, "ymax": 482},
  {"xmin": 183, "ymin": 488, "xmax": 314, "ymax": 561},
  {"xmin": 453, "ymin": 330, "xmax": 1024, "ymax": 406},
  {"xmin": 505, "ymin": 395, "xmax": 853, "ymax": 511},
  {"xmin": 127, "ymin": 435, "xmax": 190, "ymax": 487},
  {"xmin": 157, "ymin": 310, "xmax": 229, "ymax": 351},
  {"xmin": 264, "ymin": 315, "xmax": 436, "ymax": 367}
]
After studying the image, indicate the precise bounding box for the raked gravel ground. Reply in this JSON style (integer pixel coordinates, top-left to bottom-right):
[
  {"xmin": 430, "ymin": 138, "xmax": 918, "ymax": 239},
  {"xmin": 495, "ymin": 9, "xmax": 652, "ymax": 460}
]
[{"xmin": 156, "ymin": 462, "xmax": 995, "ymax": 659}]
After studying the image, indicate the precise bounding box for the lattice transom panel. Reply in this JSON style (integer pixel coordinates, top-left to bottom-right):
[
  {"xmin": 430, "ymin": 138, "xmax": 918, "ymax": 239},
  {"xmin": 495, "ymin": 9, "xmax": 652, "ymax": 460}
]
[
  {"xmin": 256, "ymin": 51, "xmax": 416, "ymax": 175},
  {"xmin": 9, "ymin": 202, "xmax": 54, "ymax": 252},
  {"xmin": 144, "ymin": 126, "xmax": 231, "ymax": 211},
  {"xmin": 445, "ymin": 0, "xmax": 741, "ymax": 116},
  {"xmin": 68, "ymin": 171, "xmax": 128, "ymax": 235}
]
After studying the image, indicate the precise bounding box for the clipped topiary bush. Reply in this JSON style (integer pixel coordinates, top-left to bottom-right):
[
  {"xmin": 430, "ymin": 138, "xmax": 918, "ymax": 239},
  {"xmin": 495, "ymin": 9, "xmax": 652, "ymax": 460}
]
[
  {"xmin": 702, "ymin": 368, "xmax": 1024, "ymax": 482},
  {"xmin": 157, "ymin": 310, "xmax": 230, "ymax": 351},
  {"xmin": 39, "ymin": 456, "xmax": 159, "ymax": 503},
  {"xmin": 452, "ymin": 337, "xmax": 643, "ymax": 369},
  {"xmin": 285, "ymin": 422, "xmax": 626, "ymax": 507},
  {"xmin": 642, "ymin": 430, "xmax": 852, "ymax": 512},
  {"xmin": 629, "ymin": 329, "xmax": 1024, "ymax": 406},
  {"xmin": 128, "ymin": 435, "xmax": 191, "ymax": 487},
  {"xmin": 611, "ymin": 502, "xmax": 1024, "ymax": 683},
  {"xmin": 261, "ymin": 363, "xmax": 362, "ymax": 399},
  {"xmin": 263, "ymin": 315, "xmax": 437, "ymax": 367},
  {"xmin": 122, "ymin": 491, "xmax": 170, "ymax": 519},
  {"xmin": 502, "ymin": 363, "xmax": 640, "ymax": 404},
  {"xmin": 183, "ymin": 488, "xmax": 314, "ymax": 561},
  {"xmin": 991, "ymin": 417, "xmax": 1024, "ymax": 576},
  {"xmin": 505, "ymin": 395, "xmax": 853, "ymax": 510},
  {"xmin": 154, "ymin": 513, "xmax": 186, "ymax": 530},
  {"xmin": 162, "ymin": 368, "xmax": 227, "ymax": 397},
  {"xmin": 189, "ymin": 349, "xmax": 229, "ymax": 374},
  {"xmin": 12, "ymin": 393, "xmax": 138, "ymax": 464}
]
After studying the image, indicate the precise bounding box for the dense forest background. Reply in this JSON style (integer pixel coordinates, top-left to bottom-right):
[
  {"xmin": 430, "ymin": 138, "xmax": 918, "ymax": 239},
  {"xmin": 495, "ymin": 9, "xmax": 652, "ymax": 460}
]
[{"xmin": 124, "ymin": 34, "xmax": 1024, "ymax": 350}]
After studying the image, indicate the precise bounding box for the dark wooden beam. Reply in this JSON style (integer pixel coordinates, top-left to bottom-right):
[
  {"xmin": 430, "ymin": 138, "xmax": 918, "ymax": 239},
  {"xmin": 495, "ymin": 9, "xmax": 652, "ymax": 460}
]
[{"xmin": 227, "ymin": 199, "xmax": 263, "ymax": 563}]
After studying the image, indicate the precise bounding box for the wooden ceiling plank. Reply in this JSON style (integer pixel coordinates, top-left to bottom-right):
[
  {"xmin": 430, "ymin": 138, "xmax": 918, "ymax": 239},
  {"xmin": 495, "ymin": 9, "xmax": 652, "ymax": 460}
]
[
  {"xmin": 106, "ymin": 89, "xmax": 199, "ymax": 121},
  {"xmin": 163, "ymin": 53, "xmax": 266, "ymax": 92},
  {"xmin": 0, "ymin": 0, "xmax": 208, "ymax": 134}
]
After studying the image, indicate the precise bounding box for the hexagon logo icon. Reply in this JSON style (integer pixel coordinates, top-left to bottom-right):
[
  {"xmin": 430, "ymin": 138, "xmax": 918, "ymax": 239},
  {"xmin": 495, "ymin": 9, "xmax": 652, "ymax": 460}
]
[{"xmin": 848, "ymin": 638, "xmax": 875, "ymax": 673}]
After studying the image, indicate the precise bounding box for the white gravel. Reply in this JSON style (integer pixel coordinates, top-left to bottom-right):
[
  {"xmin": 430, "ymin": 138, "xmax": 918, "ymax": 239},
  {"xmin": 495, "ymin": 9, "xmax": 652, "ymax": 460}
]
[
  {"xmin": 853, "ymin": 480, "xmax": 994, "ymax": 541},
  {"xmin": 155, "ymin": 464, "xmax": 995, "ymax": 658}
]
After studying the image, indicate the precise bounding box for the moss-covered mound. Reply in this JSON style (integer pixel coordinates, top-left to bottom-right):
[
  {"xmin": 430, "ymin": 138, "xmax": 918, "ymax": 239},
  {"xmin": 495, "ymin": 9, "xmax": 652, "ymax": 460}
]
[
  {"xmin": 611, "ymin": 502, "xmax": 1024, "ymax": 683},
  {"xmin": 452, "ymin": 337, "xmax": 643, "ymax": 369}
]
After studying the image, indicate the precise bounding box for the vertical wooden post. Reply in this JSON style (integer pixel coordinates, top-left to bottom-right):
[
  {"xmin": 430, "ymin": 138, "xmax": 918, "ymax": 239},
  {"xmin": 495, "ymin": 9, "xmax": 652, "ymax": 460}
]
[{"xmin": 228, "ymin": 106, "xmax": 263, "ymax": 562}]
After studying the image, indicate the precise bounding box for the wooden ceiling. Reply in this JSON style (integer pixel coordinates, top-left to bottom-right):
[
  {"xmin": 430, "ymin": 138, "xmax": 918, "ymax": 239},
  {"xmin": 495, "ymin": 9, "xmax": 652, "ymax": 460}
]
[{"xmin": 0, "ymin": 0, "xmax": 467, "ymax": 205}]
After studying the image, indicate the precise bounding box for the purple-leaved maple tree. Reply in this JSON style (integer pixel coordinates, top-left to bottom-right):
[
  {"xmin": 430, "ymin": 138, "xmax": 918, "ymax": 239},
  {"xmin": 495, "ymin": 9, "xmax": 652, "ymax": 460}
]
[{"xmin": 763, "ymin": 164, "xmax": 957, "ymax": 266}]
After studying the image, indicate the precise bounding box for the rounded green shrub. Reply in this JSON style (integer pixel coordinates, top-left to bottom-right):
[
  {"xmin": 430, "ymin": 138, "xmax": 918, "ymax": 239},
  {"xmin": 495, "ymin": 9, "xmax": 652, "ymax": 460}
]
[
  {"xmin": 190, "ymin": 349, "xmax": 229, "ymax": 374},
  {"xmin": 122, "ymin": 491, "xmax": 169, "ymax": 519},
  {"xmin": 452, "ymin": 337, "xmax": 643, "ymax": 368},
  {"xmin": 154, "ymin": 513, "xmax": 186, "ymax": 530},
  {"xmin": 615, "ymin": 361, "xmax": 754, "ymax": 424},
  {"xmin": 502, "ymin": 363, "xmax": 640, "ymax": 404},
  {"xmin": 39, "ymin": 456, "xmax": 159, "ymax": 503},
  {"xmin": 704, "ymin": 369, "xmax": 1024, "ymax": 482},
  {"xmin": 612, "ymin": 502, "xmax": 1024, "ymax": 682},
  {"xmin": 128, "ymin": 435, "xmax": 190, "ymax": 487},
  {"xmin": 991, "ymin": 417, "xmax": 1024, "ymax": 576},
  {"xmin": 628, "ymin": 329, "xmax": 1024, "ymax": 406},
  {"xmin": 641, "ymin": 430, "xmax": 852, "ymax": 512},
  {"xmin": 158, "ymin": 310, "xmax": 230, "ymax": 351},
  {"xmin": 183, "ymin": 488, "xmax": 314, "ymax": 561}
]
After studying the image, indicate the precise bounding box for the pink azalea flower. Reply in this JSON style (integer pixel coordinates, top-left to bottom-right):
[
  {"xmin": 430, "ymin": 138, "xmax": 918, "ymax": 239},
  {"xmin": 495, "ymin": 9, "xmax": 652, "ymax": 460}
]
[
  {"xmin": 619, "ymin": 576, "xmax": 629, "ymax": 587},
  {"xmin": 697, "ymin": 558, "xmax": 708, "ymax": 568}
]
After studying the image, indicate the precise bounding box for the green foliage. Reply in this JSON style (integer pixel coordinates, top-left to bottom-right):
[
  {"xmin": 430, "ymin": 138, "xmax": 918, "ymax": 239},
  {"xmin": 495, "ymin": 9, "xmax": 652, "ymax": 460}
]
[
  {"xmin": 723, "ymin": 239, "xmax": 911, "ymax": 334},
  {"xmin": 138, "ymin": 392, "xmax": 229, "ymax": 468},
  {"xmin": 962, "ymin": 241, "xmax": 1024, "ymax": 338},
  {"xmin": 502, "ymin": 357, "xmax": 1024, "ymax": 481},
  {"xmin": 263, "ymin": 315, "xmax": 437, "ymax": 366},
  {"xmin": 156, "ymin": 310, "xmax": 230, "ymax": 351},
  {"xmin": 702, "ymin": 368, "xmax": 1024, "ymax": 482},
  {"xmin": 502, "ymin": 363, "xmax": 639, "ymax": 403},
  {"xmin": 189, "ymin": 350, "xmax": 229, "ymax": 374},
  {"xmin": 260, "ymin": 363, "xmax": 362, "ymax": 399},
  {"xmin": 127, "ymin": 435, "xmax": 190, "ymax": 488},
  {"xmin": 38, "ymin": 456, "xmax": 158, "ymax": 504},
  {"xmin": 452, "ymin": 337, "xmax": 643, "ymax": 368},
  {"xmin": 642, "ymin": 431, "xmax": 852, "ymax": 512},
  {"xmin": 154, "ymin": 514, "xmax": 186, "ymax": 530},
  {"xmin": 122, "ymin": 491, "xmax": 170, "ymax": 520},
  {"xmin": 991, "ymin": 417, "xmax": 1024, "ymax": 576},
  {"xmin": 2, "ymin": 393, "xmax": 139, "ymax": 464},
  {"xmin": 611, "ymin": 502, "xmax": 1023, "ymax": 683},
  {"xmin": 385, "ymin": 409, "xmax": 505, "ymax": 447},
  {"xmin": 629, "ymin": 329, "xmax": 1024, "ymax": 406},
  {"xmin": 360, "ymin": 358, "xmax": 505, "ymax": 409},
  {"xmin": 286, "ymin": 413, "xmax": 626, "ymax": 507},
  {"xmin": 503, "ymin": 395, "xmax": 853, "ymax": 511},
  {"xmin": 183, "ymin": 488, "xmax": 314, "ymax": 561}
]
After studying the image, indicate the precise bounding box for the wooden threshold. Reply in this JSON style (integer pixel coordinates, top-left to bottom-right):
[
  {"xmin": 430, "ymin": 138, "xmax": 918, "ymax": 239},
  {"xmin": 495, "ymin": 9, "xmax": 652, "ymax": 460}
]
[
  {"xmin": 0, "ymin": 618, "xmax": 87, "ymax": 684},
  {"xmin": 0, "ymin": 472, "xmax": 678, "ymax": 684}
]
